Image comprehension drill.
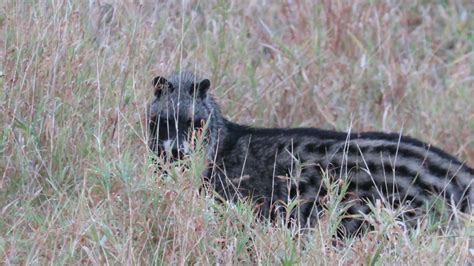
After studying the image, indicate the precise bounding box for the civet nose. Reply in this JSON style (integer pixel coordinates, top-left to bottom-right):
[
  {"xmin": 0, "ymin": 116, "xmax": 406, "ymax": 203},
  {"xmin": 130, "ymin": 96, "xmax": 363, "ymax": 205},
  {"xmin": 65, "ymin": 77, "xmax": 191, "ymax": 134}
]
[{"xmin": 171, "ymin": 148, "xmax": 180, "ymax": 158}]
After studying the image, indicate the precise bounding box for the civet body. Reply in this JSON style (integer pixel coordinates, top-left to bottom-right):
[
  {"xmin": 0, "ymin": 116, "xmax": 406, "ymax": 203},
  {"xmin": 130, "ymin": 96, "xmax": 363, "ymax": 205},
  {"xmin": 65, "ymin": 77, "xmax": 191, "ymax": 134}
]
[{"xmin": 148, "ymin": 72, "xmax": 473, "ymax": 235}]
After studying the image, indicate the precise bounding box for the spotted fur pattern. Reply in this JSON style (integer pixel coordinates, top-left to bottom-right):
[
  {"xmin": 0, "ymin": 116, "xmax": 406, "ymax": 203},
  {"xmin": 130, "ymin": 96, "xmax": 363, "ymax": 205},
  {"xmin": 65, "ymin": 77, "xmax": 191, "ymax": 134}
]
[{"xmin": 148, "ymin": 72, "xmax": 473, "ymax": 236}]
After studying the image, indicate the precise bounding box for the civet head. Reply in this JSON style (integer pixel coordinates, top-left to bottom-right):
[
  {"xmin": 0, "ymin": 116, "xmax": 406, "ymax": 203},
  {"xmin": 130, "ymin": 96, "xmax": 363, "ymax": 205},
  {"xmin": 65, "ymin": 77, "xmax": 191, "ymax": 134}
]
[{"xmin": 148, "ymin": 72, "xmax": 211, "ymax": 159}]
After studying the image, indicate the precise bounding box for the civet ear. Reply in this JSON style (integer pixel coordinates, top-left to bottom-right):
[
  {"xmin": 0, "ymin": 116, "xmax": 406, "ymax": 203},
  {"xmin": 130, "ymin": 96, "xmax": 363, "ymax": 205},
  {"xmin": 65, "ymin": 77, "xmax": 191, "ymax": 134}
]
[
  {"xmin": 152, "ymin": 76, "xmax": 172, "ymax": 97},
  {"xmin": 195, "ymin": 79, "xmax": 210, "ymax": 99}
]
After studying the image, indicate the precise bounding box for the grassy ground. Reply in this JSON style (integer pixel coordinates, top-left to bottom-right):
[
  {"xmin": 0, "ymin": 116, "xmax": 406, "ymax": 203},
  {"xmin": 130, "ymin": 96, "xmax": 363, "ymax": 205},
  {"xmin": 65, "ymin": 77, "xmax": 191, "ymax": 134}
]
[{"xmin": 1, "ymin": 0, "xmax": 473, "ymax": 264}]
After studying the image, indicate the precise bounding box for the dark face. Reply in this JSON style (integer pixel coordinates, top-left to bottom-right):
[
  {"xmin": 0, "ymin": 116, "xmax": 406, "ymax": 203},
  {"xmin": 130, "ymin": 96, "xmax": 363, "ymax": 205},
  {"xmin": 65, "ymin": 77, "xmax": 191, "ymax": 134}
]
[
  {"xmin": 148, "ymin": 74, "xmax": 211, "ymax": 159},
  {"xmin": 149, "ymin": 108, "xmax": 207, "ymax": 159}
]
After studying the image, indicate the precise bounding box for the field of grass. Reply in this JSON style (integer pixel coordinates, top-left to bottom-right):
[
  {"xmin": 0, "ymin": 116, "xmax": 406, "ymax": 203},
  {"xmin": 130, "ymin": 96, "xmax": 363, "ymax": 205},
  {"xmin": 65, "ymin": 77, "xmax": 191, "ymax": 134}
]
[{"xmin": 1, "ymin": 0, "xmax": 473, "ymax": 264}]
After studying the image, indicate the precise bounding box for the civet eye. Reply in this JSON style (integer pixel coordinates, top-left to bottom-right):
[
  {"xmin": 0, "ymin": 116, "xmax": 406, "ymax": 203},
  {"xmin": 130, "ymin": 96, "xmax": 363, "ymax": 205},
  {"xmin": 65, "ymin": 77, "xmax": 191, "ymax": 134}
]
[
  {"xmin": 195, "ymin": 119, "xmax": 206, "ymax": 128},
  {"xmin": 159, "ymin": 118, "xmax": 173, "ymax": 128}
]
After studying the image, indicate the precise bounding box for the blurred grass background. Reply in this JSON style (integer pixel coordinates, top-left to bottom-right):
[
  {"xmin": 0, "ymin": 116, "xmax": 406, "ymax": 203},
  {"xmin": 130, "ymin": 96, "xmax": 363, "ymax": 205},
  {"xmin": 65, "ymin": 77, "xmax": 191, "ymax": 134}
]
[{"xmin": 1, "ymin": 0, "xmax": 473, "ymax": 264}]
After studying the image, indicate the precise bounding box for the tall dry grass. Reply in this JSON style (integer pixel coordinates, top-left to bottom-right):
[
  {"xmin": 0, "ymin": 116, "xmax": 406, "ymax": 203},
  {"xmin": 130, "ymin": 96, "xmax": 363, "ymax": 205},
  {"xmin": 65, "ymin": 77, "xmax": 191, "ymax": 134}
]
[{"xmin": 1, "ymin": 0, "xmax": 473, "ymax": 264}]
